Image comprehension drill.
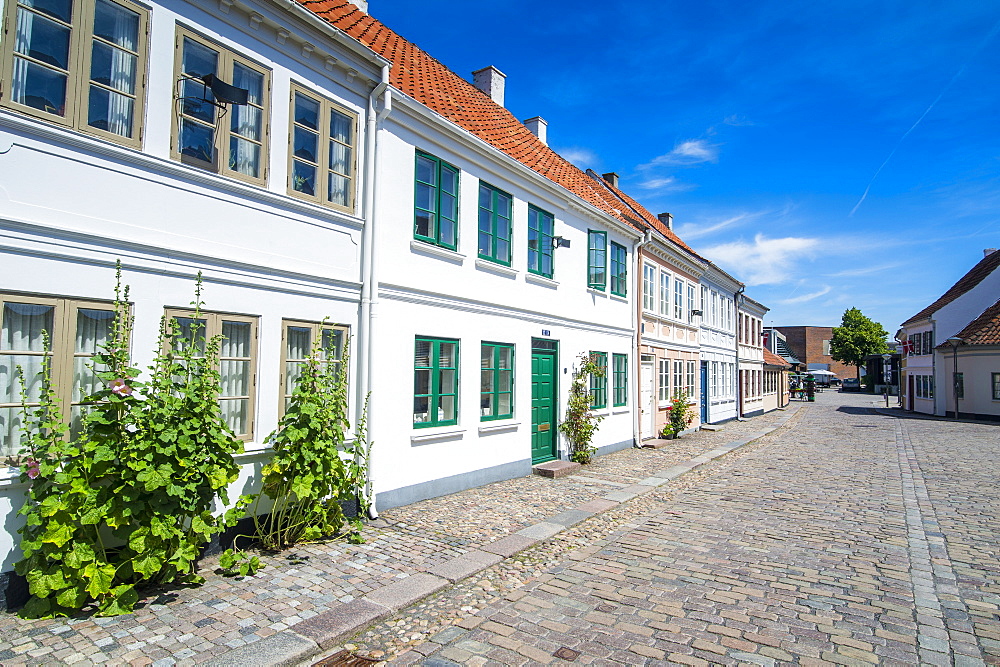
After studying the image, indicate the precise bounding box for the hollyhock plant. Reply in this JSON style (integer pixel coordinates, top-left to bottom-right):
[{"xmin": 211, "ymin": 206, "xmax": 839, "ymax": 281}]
[
  {"xmin": 24, "ymin": 458, "xmax": 40, "ymax": 480},
  {"xmin": 109, "ymin": 378, "xmax": 133, "ymax": 396}
]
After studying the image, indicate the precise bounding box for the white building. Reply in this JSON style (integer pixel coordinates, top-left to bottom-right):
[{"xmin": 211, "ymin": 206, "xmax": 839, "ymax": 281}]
[
  {"xmin": 737, "ymin": 296, "xmax": 768, "ymax": 417},
  {"xmin": 698, "ymin": 265, "xmax": 740, "ymax": 423}
]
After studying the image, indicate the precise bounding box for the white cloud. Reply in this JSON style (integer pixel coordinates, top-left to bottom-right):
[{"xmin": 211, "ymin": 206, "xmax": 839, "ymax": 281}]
[
  {"xmin": 722, "ymin": 114, "xmax": 754, "ymax": 127},
  {"xmin": 699, "ymin": 234, "xmax": 819, "ymax": 286},
  {"xmin": 675, "ymin": 212, "xmax": 757, "ymax": 241},
  {"xmin": 555, "ymin": 146, "xmax": 599, "ymax": 169},
  {"xmin": 825, "ymin": 263, "xmax": 901, "ymax": 278},
  {"xmin": 645, "ymin": 139, "xmax": 720, "ymax": 167},
  {"xmin": 779, "ymin": 286, "xmax": 832, "ymax": 304},
  {"xmin": 635, "ymin": 176, "xmax": 694, "ymax": 192}
]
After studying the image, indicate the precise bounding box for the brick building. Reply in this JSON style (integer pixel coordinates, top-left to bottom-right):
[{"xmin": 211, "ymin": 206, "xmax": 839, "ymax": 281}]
[{"xmin": 772, "ymin": 326, "xmax": 856, "ymax": 380}]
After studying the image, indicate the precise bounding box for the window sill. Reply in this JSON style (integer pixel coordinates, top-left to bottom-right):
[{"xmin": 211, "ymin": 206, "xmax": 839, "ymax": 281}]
[
  {"xmin": 411, "ymin": 427, "xmax": 466, "ymax": 445},
  {"xmin": 610, "ymin": 293, "xmax": 628, "ymax": 303},
  {"xmin": 611, "ymin": 408, "xmax": 629, "ymax": 415},
  {"xmin": 525, "ymin": 273, "xmax": 559, "ymax": 289},
  {"xmin": 478, "ymin": 421, "xmax": 520, "ymax": 435},
  {"xmin": 410, "ymin": 240, "xmax": 466, "ymax": 263},
  {"xmin": 587, "ymin": 287, "xmax": 608, "ymax": 298},
  {"xmin": 475, "ymin": 258, "xmax": 518, "ymax": 278}
]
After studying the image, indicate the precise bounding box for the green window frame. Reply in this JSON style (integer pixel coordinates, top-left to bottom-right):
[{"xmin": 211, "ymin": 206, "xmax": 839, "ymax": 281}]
[
  {"xmin": 0, "ymin": 0, "xmax": 150, "ymax": 147},
  {"xmin": 993, "ymin": 373, "xmax": 1000, "ymax": 400},
  {"xmin": 480, "ymin": 342, "xmax": 513, "ymax": 421},
  {"xmin": 414, "ymin": 151, "xmax": 459, "ymax": 250},
  {"xmin": 527, "ymin": 205, "xmax": 554, "ymax": 278},
  {"xmin": 413, "ymin": 336, "xmax": 458, "ymax": 427},
  {"xmin": 610, "ymin": 241, "xmax": 627, "ymax": 297},
  {"xmin": 478, "ymin": 182, "xmax": 512, "ymax": 265},
  {"xmin": 953, "ymin": 372, "xmax": 964, "ymax": 400},
  {"xmin": 587, "ymin": 230, "xmax": 607, "ymax": 290},
  {"xmin": 612, "ymin": 353, "xmax": 627, "ymax": 407},
  {"xmin": 589, "ymin": 351, "xmax": 607, "ymax": 409}
]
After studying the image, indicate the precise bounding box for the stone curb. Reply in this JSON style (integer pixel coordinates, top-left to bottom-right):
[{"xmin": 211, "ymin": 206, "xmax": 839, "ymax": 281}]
[{"xmin": 209, "ymin": 404, "xmax": 802, "ymax": 666}]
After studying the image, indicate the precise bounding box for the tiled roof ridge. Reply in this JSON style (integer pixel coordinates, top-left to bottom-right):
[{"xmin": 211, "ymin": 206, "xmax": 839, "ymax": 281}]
[
  {"xmin": 763, "ymin": 348, "xmax": 790, "ymax": 368},
  {"xmin": 293, "ymin": 0, "xmax": 678, "ymax": 232},
  {"xmin": 903, "ymin": 250, "xmax": 1000, "ymax": 325},
  {"xmin": 949, "ymin": 297, "xmax": 1000, "ymax": 346}
]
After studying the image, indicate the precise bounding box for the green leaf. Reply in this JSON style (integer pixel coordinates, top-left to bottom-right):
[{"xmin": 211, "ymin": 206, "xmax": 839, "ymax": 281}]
[
  {"xmin": 83, "ymin": 563, "xmax": 115, "ymax": 597},
  {"xmin": 40, "ymin": 523, "xmax": 72, "ymax": 548},
  {"xmin": 97, "ymin": 584, "xmax": 137, "ymax": 616},
  {"xmin": 131, "ymin": 552, "xmax": 162, "ymax": 579}
]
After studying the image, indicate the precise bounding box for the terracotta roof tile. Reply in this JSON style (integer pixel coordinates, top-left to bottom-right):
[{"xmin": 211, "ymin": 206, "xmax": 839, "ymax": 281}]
[
  {"xmin": 951, "ymin": 298, "xmax": 1000, "ymax": 346},
  {"xmin": 294, "ymin": 0, "xmax": 676, "ymax": 234},
  {"xmin": 903, "ymin": 250, "xmax": 1000, "ymax": 325},
  {"xmin": 763, "ymin": 348, "xmax": 791, "ymax": 368}
]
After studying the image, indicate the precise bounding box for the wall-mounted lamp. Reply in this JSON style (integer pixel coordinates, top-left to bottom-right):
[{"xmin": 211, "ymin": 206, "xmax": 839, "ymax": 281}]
[
  {"xmin": 690, "ymin": 309, "xmax": 703, "ymax": 316},
  {"xmin": 552, "ymin": 236, "xmax": 571, "ymax": 249}
]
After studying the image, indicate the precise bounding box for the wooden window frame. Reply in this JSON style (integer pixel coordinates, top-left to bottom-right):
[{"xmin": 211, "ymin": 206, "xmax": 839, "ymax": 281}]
[
  {"xmin": 278, "ymin": 319, "xmax": 348, "ymax": 418},
  {"xmin": 587, "ymin": 230, "xmax": 606, "ymax": 290},
  {"xmin": 0, "ymin": 0, "xmax": 149, "ymax": 146},
  {"xmin": 480, "ymin": 341, "xmax": 514, "ymax": 421},
  {"xmin": 477, "ymin": 181, "xmax": 513, "ymax": 266},
  {"xmin": 527, "ymin": 205, "xmax": 554, "ymax": 278},
  {"xmin": 413, "ymin": 336, "xmax": 459, "ymax": 428},
  {"xmin": 612, "ymin": 352, "xmax": 627, "ymax": 407},
  {"xmin": 609, "ymin": 241, "xmax": 627, "ymax": 297},
  {"xmin": 642, "ymin": 263, "xmax": 655, "ymax": 312},
  {"xmin": 170, "ymin": 26, "xmax": 271, "ymax": 186},
  {"xmin": 286, "ymin": 82, "xmax": 358, "ymax": 213},
  {"xmin": 589, "ymin": 351, "xmax": 607, "ymax": 409},
  {"xmin": 414, "ymin": 150, "xmax": 459, "ymax": 250},
  {"xmin": 164, "ymin": 307, "xmax": 258, "ymax": 441},
  {"xmin": 0, "ymin": 292, "xmax": 122, "ymax": 458}
]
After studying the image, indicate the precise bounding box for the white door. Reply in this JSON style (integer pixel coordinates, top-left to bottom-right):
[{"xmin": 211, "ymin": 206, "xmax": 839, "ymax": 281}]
[{"xmin": 640, "ymin": 362, "xmax": 656, "ymax": 439}]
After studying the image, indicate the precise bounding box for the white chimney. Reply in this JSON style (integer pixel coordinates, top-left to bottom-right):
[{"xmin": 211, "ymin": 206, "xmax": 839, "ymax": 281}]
[
  {"xmin": 985, "ymin": 248, "xmax": 998, "ymax": 257},
  {"xmin": 602, "ymin": 172, "xmax": 619, "ymax": 189},
  {"xmin": 472, "ymin": 66, "xmax": 506, "ymax": 107},
  {"xmin": 658, "ymin": 212, "xmax": 673, "ymax": 230},
  {"xmin": 524, "ymin": 116, "xmax": 547, "ymax": 145},
  {"xmin": 353, "ymin": 0, "xmax": 367, "ymax": 12}
]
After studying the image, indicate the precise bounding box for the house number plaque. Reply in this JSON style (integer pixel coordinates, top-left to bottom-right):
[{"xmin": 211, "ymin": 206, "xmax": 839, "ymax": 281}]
[{"xmin": 538, "ymin": 423, "xmax": 550, "ymax": 431}]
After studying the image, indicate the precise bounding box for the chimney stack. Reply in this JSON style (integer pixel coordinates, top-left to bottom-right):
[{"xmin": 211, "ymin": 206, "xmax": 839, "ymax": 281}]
[
  {"xmin": 472, "ymin": 66, "xmax": 506, "ymax": 107},
  {"xmin": 658, "ymin": 212, "xmax": 673, "ymax": 230},
  {"xmin": 602, "ymin": 172, "xmax": 619, "ymax": 189},
  {"xmin": 985, "ymin": 248, "xmax": 998, "ymax": 258},
  {"xmin": 524, "ymin": 116, "xmax": 547, "ymax": 145},
  {"xmin": 353, "ymin": 0, "xmax": 367, "ymax": 12}
]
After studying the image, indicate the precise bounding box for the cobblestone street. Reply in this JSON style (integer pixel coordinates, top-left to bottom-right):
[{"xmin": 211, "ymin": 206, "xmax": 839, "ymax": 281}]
[{"xmin": 379, "ymin": 392, "xmax": 1000, "ymax": 665}]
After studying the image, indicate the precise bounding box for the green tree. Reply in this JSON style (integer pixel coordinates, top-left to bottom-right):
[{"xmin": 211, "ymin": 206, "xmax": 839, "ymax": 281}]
[{"xmin": 830, "ymin": 307, "xmax": 890, "ymax": 381}]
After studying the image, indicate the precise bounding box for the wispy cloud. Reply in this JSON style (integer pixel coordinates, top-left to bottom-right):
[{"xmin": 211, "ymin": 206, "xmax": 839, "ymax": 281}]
[
  {"xmin": 645, "ymin": 139, "xmax": 720, "ymax": 167},
  {"xmin": 674, "ymin": 213, "xmax": 754, "ymax": 240},
  {"xmin": 779, "ymin": 286, "xmax": 832, "ymax": 304},
  {"xmin": 699, "ymin": 234, "xmax": 819, "ymax": 285},
  {"xmin": 825, "ymin": 263, "xmax": 901, "ymax": 278},
  {"xmin": 556, "ymin": 146, "xmax": 599, "ymax": 169},
  {"xmin": 635, "ymin": 176, "xmax": 694, "ymax": 192},
  {"xmin": 722, "ymin": 114, "xmax": 754, "ymax": 127}
]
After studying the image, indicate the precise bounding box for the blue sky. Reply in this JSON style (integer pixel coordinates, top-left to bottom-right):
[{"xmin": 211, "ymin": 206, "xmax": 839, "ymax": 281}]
[{"xmin": 372, "ymin": 1, "xmax": 1000, "ymax": 335}]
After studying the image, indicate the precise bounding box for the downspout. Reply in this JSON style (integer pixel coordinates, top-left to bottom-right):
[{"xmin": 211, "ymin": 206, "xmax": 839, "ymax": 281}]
[
  {"xmin": 631, "ymin": 229, "xmax": 653, "ymax": 446},
  {"xmin": 358, "ymin": 65, "xmax": 392, "ymax": 520},
  {"xmin": 734, "ymin": 285, "xmax": 746, "ymax": 421}
]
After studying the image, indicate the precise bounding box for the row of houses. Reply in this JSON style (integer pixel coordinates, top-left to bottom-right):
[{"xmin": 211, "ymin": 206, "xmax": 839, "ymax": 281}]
[
  {"xmin": 898, "ymin": 249, "xmax": 1000, "ymax": 420},
  {"xmin": 0, "ymin": 0, "xmax": 791, "ymax": 580}
]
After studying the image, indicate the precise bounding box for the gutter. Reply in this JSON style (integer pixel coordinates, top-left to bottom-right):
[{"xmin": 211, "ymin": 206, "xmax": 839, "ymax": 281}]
[
  {"xmin": 631, "ymin": 229, "xmax": 653, "ymax": 446},
  {"xmin": 358, "ymin": 65, "xmax": 392, "ymax": 520}
]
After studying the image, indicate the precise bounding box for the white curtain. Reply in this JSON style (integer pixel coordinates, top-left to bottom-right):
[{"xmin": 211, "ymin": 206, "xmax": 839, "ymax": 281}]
[
  {"xmin": 10, "ymin": 7, "xmax": 34, "ymax": 105},
  {"xmin": 96, "ymin": 0, "xmax": 139, "ymax": 137},
  {"xmin": 228, "ymin": 64, "xmax": 262, "ymax": 177},
  {"xmin": 220, "ymin": 320, "xmax": 250, "ymax": 435},
  {"xmin": 1, "ymin": 303, "xmax": 53, "ymax": 457}
]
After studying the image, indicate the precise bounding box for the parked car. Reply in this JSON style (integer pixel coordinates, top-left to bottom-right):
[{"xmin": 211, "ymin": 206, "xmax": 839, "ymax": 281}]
[{"xmin": 842, "ymin": 378, "xmax": 861, "ymax": 392}]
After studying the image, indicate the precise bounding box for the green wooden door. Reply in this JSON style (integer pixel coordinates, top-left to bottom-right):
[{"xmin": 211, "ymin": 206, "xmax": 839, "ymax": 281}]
[{"xmin": 531, "ymin": 345, "xmax": 558, "ymax": 464}]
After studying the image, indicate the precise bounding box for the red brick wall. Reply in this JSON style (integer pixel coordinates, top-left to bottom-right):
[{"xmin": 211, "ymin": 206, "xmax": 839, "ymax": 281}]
[{"xmin": 774, "ymin": 326, "xmax": 856, "ymax": 380}]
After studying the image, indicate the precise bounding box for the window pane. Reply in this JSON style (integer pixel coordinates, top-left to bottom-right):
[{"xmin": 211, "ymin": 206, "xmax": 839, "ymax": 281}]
[
  {"xmin": 439, "ymin": 192, "xmax": 457, "ymax": 221},
  {"xmin": 229, "ymin": 99, "xmax": 261, "ymax": 142},
  {"xmin": 413, "ymin": 369, "xmax": 430, "ymax": 396},
  {"xmin": 221, "ymin": 320, "xmax": 250, "ymax": 358},
  {"xmin": 440, "ymin": 166, "xmax": 457, "ymax": 195},
  {"xmin": 439, "ymin": 369, "xmax": 455, "ymax": 394},
  {"xmin": 220, "ymin": 397, "xmax": 247, "ymax": 435},
  {"xmin": 330, "ymin": 109, "xmax": 351, "ymax": 143},
  {"xmin": 179, "ymin": 118, "xmax": 215, "ymax": 163},
  {"xmin": 18, "ymin": 0, "xmax": 73, "ymax": 22},
  {"xmin": 438, "ymin": 342, "xmax": 456, "ymax": 368},
  {"xmin": 320, "ymin": 328, "xmax": 343, "ymax": 361},
  {"xmin": 87, "ymin": 85, "xmax": 134, "ymax": 135},
  {"xmin": 497, "ymin": 392, "xmax": 511, "ymax": 416},
  {"xmin": 89, "ymin": 40, "xmax": 136, "ymax": 92},
  {"xmin": 0, "ymin": 407, "xmax": 27, "ymax": 458},
  {"xmin": 181, "ymin": 37, "xmax": 217, "ymax": 79},
  {"xmin": 413, "ymin": 396, "xmax": 429, "ymax": 423},
  {"xmin": 3, "ymin": 303, "xmax": 54, "ymax": 351},
  {"xmin": 414, "ymin": 210, "xmax": 433, "ymax": 238},
  {"xmin": 328, "ymin": 141, "xmax": 350, "ymax": 174},
  {"xmin": 0, "ymin": 354, "xmax": 45, "ymax": 404},
  {"xmin": 414, "ymin": 340, "xmax": 431, "ymax": 367},
  {"xmin": 292, "ymin": 126, "xmax": 318, "ymax": 163},
  {"xmin": 327, "ymin": 174, "xmax": 348, "ymax": 206},
  {"xmin": 415, "ymin": 155, "xmax": 435, "ymax": 185},
  {"xmin": 439, "ymin": 395, "xmax": 455, "ymax": 421},
  {"xmin": 180, "ymin": 78, "xmax": 215, "ymax": 123},
  {"xmin": 285, "ymin": 360, "xmax": 302, "ymax": 396},
  {"xmin": 15, "ymin": 9, "xmax": 71, "ymax": 70},
  {"xmin": 231, "ymin": 62, "xmax": 262, "ymax": 106},
  {"xmin": 172, "ymin": 317, "xmax": 206, "ymax": 355},
  {"xmin": 220, "ymin": 359, "xmax": 249, "ymax": 396},
  {"xmin": 294, "ymin": 93, "xmax": 319, "ymax": 130},
  {"xmin": 93, "ymin": 0, "xmax": 138, "ymax": 50},
  {"xmin": 438, "ymin": 218, "xmax": 456, "ymax": 247},
  {"xmin": 11, "ymin": 56, "xmax": 67, "ymax": 115},
  {"xmin": 291, "ymin": 160, "xmax": 316, "ymax": 196},
  {"xmin": 229, "ymin": 136, "xmax": 260, "ymax": 177},
  {"xmin": 73, "ymin": 354, "xmax": 102, "ymax": 402}
]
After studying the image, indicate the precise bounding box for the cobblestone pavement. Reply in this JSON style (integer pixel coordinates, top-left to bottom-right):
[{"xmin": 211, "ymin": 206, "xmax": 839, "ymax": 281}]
[
  {"xmin": 374, "ymin": 392, "xmax": 1000, "ymax": 666},
  {"xmin": 0, "ymin": 399, "xmax": 797, "ymax": 665}
]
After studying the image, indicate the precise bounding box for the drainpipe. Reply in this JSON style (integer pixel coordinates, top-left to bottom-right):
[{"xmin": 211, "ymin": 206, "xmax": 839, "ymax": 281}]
[
  {"xmin": 358, "ymin": 65, "xmax": 392, "ymax": 520},
  {"xmin": 734, "ymin": 286, "xmax": 745, "ymax": 421},
  {"xmin": 631, "ymin": 229, "xmax": 653, "ymax": 447}
]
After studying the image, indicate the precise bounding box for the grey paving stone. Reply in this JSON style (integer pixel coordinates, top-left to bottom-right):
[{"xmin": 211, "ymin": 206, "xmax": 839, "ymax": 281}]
[
  {"xmin": 293, "ymin": 599, "xmax": 389, "ymax": 649},
  {"xmin": 427, "ymin": 550, "xmax": 503, "ymax": 583},
  {"xmin": 201, "ymin": 631, "xmax": 317, "ymax": 666}
]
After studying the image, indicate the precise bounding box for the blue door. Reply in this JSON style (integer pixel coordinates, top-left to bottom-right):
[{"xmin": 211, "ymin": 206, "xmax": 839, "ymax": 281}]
[{"xmin": 700, "ymin": 361, "xmax": 709, "ymax": 423}]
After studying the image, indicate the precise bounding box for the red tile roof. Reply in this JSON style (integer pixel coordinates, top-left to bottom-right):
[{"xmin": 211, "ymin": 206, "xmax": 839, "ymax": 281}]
[
  {"xmin": 763, "ymin": 348, "xmax": 791, "ymax": 368},
  {"xmin": 903, "ymin": 250, "xmax": 1000, "ymax": 325},
  {"xmin": 295, "ymin": 0, "xmax": 661, "ymax": 234},
  {"xmin": 951, "ymin": 297, "xmax": 1000, "ymax": 346}
]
